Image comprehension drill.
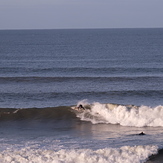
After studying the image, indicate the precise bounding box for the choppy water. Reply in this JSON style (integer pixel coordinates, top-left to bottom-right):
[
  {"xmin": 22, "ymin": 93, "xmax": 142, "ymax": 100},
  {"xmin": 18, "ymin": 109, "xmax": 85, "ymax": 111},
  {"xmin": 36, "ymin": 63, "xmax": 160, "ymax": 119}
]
[{"xmin": 0, "ymin": 28, "xmax": 163, "ymax": 163}]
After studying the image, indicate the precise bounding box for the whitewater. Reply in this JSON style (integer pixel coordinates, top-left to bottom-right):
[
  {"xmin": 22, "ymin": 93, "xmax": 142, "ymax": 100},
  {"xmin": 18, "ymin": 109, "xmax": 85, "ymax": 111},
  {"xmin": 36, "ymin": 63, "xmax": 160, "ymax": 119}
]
[
  {"xmin": 0, "ymin": 146, "xmax": 158, "ymax": 163},
  {"xmin": 77, "ymin": 101, "xmax": 163, "ymax": 127}
]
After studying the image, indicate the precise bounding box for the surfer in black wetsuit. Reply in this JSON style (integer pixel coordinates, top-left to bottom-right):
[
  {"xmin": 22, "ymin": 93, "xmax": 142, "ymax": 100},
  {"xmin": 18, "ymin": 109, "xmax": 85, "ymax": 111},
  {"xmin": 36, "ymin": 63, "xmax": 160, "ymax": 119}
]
[
  {"xmin": 78, "ymin": 104, "xmax": 85, "ymax": 110},
  {"xmin": 138, "ymin": 132, "xmax": 145, "ymax": 135}
]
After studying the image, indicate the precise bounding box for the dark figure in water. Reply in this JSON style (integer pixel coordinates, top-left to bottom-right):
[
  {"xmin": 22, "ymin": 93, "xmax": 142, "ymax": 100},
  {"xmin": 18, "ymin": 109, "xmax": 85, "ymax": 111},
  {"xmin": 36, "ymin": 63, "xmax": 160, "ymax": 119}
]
[
  {"xmin": 78, "ymin": 104, "xmax": 85, "ymax": 110},
  {"xmin": 138, "ymin": 132, "xmax": 146, "ymax": 135}
]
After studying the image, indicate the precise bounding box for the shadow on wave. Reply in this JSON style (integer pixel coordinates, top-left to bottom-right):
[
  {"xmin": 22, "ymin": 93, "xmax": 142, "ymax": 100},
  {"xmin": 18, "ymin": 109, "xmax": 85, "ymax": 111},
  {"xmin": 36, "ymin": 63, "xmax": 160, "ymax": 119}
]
[{"xmin": 146, "ymin": 148, "xmax": 163, "ymax": 163}]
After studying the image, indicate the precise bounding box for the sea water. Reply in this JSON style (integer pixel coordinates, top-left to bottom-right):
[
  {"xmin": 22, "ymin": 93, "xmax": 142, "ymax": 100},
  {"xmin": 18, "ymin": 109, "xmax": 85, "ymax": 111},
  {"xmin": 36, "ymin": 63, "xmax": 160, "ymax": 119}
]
[{"xmin": 0, "ymin": 28, "xmax": 163, "ymax": 163}]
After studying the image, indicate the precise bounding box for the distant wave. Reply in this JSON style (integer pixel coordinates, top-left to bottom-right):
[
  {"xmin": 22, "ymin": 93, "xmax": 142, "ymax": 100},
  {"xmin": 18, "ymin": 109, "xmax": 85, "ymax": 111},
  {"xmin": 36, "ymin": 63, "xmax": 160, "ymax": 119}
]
[
  {"xmin": 0, "ymin": 76, "xmax": 162, "ymax": 83},
  {"xmin": 1, "ymin": 66, "xmax": 163, "ymax": 75},
  {"xmin": 1, "ymin": 90, "xmax": 163, "ymax": 98}
]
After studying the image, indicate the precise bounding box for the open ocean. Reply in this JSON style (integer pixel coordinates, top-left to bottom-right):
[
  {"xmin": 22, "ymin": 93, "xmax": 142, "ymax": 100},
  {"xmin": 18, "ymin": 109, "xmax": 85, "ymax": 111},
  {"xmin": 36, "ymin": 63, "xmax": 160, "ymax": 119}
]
[{"xmin": 0, "ymin": 28, "xmax": 163, "ymax": 163}]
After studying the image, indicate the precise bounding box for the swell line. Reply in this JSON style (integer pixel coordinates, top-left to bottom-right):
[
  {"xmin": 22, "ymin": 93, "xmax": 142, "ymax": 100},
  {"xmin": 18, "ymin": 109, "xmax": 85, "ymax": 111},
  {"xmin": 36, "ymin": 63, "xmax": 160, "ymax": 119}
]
[{"xmin": 0, "ymin": 76, "xmax": 162, "ymax": 83}]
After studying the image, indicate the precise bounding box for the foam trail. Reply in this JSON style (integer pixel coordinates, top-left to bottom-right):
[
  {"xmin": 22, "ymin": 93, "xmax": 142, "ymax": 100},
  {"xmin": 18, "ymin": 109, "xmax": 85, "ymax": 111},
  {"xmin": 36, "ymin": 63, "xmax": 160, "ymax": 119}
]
[
  {"xmin": 0, "ymin": 145, "xmax": 158, "ymax": 163},
  {"xmin": 77, "ymin": 102, "xmax": 163, "ymax": 127}
]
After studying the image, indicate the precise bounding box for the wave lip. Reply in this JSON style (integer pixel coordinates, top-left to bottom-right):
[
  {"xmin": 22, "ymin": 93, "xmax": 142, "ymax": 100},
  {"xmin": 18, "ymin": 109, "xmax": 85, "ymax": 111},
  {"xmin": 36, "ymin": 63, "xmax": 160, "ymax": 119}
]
[{"xmin": 76, "ymin": 102, "xmax": 163, "ymax": 127}]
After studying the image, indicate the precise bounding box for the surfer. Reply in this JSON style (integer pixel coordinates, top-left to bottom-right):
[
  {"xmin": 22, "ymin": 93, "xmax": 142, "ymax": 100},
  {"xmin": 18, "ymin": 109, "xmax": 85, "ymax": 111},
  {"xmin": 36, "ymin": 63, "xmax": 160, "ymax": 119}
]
[
  {"xmin": 138, "ymin": 132, "xmax": 145, "ymax": 135},
  {"xmin": 78, "ymin": 104, "xmax": 85, "ymax": 110}
]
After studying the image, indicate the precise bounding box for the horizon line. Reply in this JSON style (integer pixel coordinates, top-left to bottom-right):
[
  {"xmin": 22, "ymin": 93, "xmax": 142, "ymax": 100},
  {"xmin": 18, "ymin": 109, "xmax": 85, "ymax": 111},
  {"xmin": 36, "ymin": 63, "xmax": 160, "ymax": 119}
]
[{"xmin": 0, "ymin": 27, "xmax": 163, "ymax": 31}]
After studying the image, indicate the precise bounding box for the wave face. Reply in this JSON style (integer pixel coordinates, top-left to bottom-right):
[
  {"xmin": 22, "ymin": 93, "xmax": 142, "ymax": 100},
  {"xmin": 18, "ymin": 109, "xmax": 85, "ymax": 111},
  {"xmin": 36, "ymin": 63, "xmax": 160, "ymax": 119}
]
[
  {"xmin": 0, "ymin": 106, "xmax": 76, "ymax": 121},
  {"xmin": 77, "ymin": 102, "xmax": 163, "ymax": 127}
]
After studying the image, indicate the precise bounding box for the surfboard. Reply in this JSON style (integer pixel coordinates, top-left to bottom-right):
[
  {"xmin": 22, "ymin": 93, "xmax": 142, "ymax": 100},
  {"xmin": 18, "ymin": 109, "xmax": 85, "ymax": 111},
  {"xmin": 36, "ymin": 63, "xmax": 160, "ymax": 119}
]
[{"xmin": 71, "ymin": 106, "xmax": 84, "ymax": 112}]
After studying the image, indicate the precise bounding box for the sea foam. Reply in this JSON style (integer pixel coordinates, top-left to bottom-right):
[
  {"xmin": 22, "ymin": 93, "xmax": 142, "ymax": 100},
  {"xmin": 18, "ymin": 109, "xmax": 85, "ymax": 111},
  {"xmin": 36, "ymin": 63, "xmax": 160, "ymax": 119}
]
[
  {"xmin": 0, "ymin": 145, "xmax": 158, "ymax": 163},
  {"xmin": 77, "ymin": 102, "xmax": 163, "ymax": 127}
]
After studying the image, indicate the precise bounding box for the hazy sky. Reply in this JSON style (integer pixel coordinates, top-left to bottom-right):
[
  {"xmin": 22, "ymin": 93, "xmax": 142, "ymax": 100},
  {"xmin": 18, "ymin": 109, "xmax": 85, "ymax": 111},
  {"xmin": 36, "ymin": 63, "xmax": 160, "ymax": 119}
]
[{"xmin": 0, "ymin": 0, "xmax": 163, "ymax": 29}]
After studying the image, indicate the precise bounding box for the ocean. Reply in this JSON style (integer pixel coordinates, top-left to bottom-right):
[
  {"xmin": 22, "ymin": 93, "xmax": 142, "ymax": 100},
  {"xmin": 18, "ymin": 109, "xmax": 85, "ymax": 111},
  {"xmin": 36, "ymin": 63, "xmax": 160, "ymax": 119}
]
[{"xmin": 0, "ymin": 28, "xmax": 163, "ymax": 163}]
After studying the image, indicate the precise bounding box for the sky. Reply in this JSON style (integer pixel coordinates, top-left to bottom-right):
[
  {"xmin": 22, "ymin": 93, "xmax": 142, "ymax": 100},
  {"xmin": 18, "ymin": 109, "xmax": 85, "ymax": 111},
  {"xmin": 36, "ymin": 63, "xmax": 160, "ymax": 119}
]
[{"xmin": 0, "ymin": 0, "xmax": 163, "ymax": 30}]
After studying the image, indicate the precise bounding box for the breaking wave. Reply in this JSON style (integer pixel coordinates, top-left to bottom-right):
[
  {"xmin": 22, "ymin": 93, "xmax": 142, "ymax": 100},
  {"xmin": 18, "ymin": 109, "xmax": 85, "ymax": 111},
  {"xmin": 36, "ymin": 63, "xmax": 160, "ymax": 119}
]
[
  {"xmin": 1, "ymin": 101, "xmax": 163, "ymax": 128},
  {"xmin": 76, "ymin": 101, "xmax": 163, "ymax": 127},
  {"xmin": 0, "ymin": 145, "xmax": 158, "ymax": 163}
]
